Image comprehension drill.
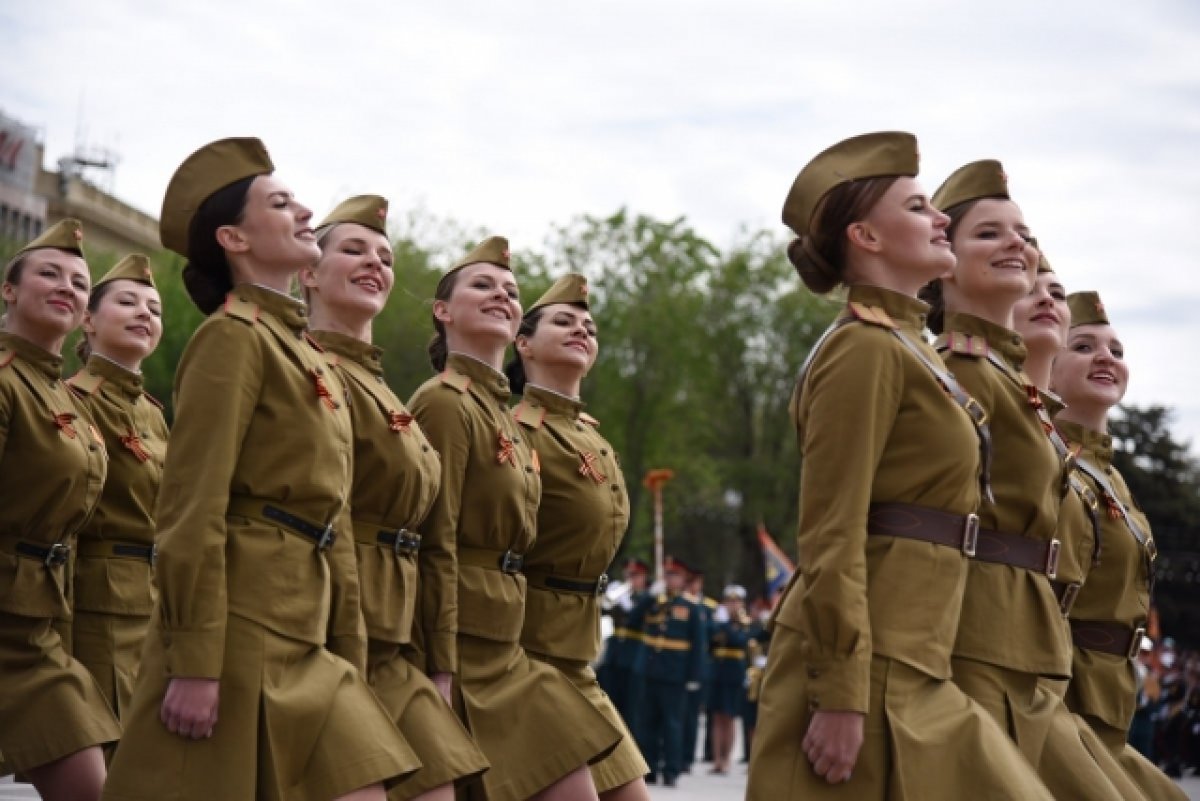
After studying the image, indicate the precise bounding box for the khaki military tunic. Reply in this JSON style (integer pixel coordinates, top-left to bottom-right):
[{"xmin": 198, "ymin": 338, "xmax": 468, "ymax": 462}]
[
  {"xmin": 1058, "ymin": 421, "xmax": 1186, "ymax": 800},
  {"xmin": 67, "ymin": 354, "xmax": 168, "ymax": 719},
  {"xmin": 513, "ymin": 384, "xmax": 648, "ymax": 792},
  {"xmin": 313, "ymin": 330, "xmax": 488, "ymax": 799},
  {"xmin": 937, "ymin": 313, "xmax": 1073, "ymax": 768},
  {"xmin": 102, "ymin": 285, "xmax": 416, "ymax": 801},
  {"xmin": 410, "ymin": 353, "xmax": 620, "ymax": 801},
  {"xmin": 0, "ymin": 332, "xmax": 119, "ymax": 772},
  {"xmin": 748, "ymin": 287, "xmax": 1050, "ymax": 801}
]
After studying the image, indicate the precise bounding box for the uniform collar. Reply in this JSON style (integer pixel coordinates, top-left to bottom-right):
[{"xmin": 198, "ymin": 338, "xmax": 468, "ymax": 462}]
[
  {"xmin": 232, "ymin": 283, "xmax": 308, "ymax": 331},
  {"xmin": 84, "ymin": 353, "xmax": 144, "ymax": 396},
  {"xmin": 944, "ymin": 311, "xmax": 1026, "ymax": 368},
  {"xmin": 1056, "ymin": 419, "xmax": 1114, "ymax": 468},
  {"xmin": 523, "ymin": 383, "xmax": 583, "ymax": 418},
  {"xmin": 846, "ymin": 284, "xmax": 929, "ymax": 332},
  {"xmin": 447, "ymin": 352, "xmax": 510, "ymax": 400},
  {"xmin": 0, "ymin": 331, "xmax": 63, "ymax": 379},
  {"xmin": 310, "ymin": 329, "xmax": 384, "ymax": 377}
]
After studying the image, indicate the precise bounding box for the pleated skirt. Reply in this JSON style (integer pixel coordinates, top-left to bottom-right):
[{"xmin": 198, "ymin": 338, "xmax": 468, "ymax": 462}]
[{"xmin": 72, "ymin": 610, "xmax": 151, "ymax": 721}]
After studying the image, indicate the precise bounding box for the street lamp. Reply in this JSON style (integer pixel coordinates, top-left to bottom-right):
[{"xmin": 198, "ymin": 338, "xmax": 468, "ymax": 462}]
[{"xmin": 643, "ymin": 468, "xmax": 675, "ymax": 582}]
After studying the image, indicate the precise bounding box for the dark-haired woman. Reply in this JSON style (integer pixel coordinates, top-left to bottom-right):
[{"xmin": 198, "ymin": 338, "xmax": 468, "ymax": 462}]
[
  {"xmin": 0, "ymin": 220, "xmax": 117, "ymax": 801},
  {"xmin": 1052, "ymin": 292, "xmax": 1187, "ymax": 801},
  {"xmin": 746, "ymin": 134, "xmax": 1049, "ymax": 800},
  {"xmin": 408, "ymin": 238, "xmax": 620, "ymax": 801},
  {"xmin": 303, "ymin": 195, "xmax": 489, "ymax": 801},
  {"xmin": 505, "ymin": 274, "xmax": 651, "ymax": 801},
  {"xmin": 102, "ymin": 139, "xmax": 417, "ymax": 801},
  {"xmin": 67, "ymin": 254, "xmax": 169, "ymax": 727}
]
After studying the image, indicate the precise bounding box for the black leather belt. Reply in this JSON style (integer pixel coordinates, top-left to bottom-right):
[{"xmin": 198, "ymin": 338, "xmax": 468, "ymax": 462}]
[
  {"xmin": 78, "ymin": 540, "xmax": 157, "ymax": 565},
  {"xmin": 226, "ymin": 498, "xmax": 337, "ymax": 551},
  {"xmin": 528, "ymin": 572, "xmax": 610, "ymax": 596},
  {"xmin": 14, "ymin": 540, "xmax": 71, "ymax": 567},
  {"xmin": 459, "ymin": 546, "xmax": 525, "ymax": 574},
  {"xmin": 364, "ymin": 529, "xmax": 421, "ymax": 555},
  {"xmin": 1050, "ymin": 579, "xmax": 1082, "ymax": 616}
]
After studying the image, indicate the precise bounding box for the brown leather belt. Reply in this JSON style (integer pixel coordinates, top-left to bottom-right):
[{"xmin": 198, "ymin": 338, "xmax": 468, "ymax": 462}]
[
  {"xmin": 458, "ymin": 546, "xmax": 525, "ymax": 574},
  {"xmin": 525, "ymin": 569, "xmax": 609, "ymax": 596},
  {"xmin": 972, "ymin": 528, "xmax": 1061, "ymax": 579},
  {"xmin": 867, "ymin": 503, "xmax": 980, "ymax": 555},
  {"xmin": 77, "ymin": 539, "xmax": 157, "ymax": 565},
  {"xmin": 1050, "ymin": 579, "xmax": 1082, "ymax": 616},
  {"xmin": 1070, "ymin": 619, "xmax": 1145, "ymax": 660}
]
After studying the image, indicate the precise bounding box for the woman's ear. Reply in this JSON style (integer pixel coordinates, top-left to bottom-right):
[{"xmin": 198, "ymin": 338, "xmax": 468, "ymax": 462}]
[
  {"xmin": 215, "ymin": 224, "xmax": 249, "ymax": 254},
  {"xmin": 432, "ymin": 298, "xmax": 452, "ymax": 324},
  {"xmin": 82, "ymin": 310, "xmax": 96, "ymax": 336},
  {"xmin": 845, "ymin": 221, "xmax": 882, "ymax": 254}
]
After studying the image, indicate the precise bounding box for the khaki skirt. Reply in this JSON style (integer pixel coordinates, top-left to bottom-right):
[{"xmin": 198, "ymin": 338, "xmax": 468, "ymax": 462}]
[
  {"xmin": 0, "ymin": 611, "xmax": 121, "ymax": 772},
  {"xmin": 950, "ymin": 655, "xmax": 1059, "ymax": 766},
  {"xmin": 453, "ymin": 633, "xmax": 622, "ymax": 801},
  {"xmin": 1037, "ymin": 686, "xmax": 1145, "ymax": 801},
  {"xmin": 366, "ymin": 640, "xmax": 489, "ymax": 800},
  {"xmin": 1087, "ymin": 715, "xmax": 1188, "ymax": 801},
  {"xmin": 530, "ymin": 651, "xmax": 649, "ymax": 793},
  {"xmin": 747, "ymin": 622, "xmax": 1052, "ymax": 801},
  {"xmin": 72, "ymin": 610, "xmax": 151, "ymax": 720},
  {"xmin": 101, "ymin": 614, "xmax": 419, "ymax": 801}
]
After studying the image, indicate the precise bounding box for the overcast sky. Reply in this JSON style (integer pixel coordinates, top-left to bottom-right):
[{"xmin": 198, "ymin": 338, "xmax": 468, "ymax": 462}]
[{"xmin": 4, "ymin": 0, "xmax": 1200, "ymax": 445}]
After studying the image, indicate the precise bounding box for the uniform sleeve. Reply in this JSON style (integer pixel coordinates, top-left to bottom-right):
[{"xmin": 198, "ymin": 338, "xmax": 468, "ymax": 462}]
[
  {"xmin": 687, "ymin": 602, "xmax": 706, "ymax": 685},
  {"xmin": 411, "ymin": 388, "xmax": 471, "ymax": 674},
  {"xmin": 326, "ymin": 501, "xmax": 367, "ymax": 671},
  {"xmin": 153, "ymin": 319, "xmax": 261, "ymax": 679},
  {"xmin": 776, "ymin": 328, "xmax": 902, "ymax": 713}
]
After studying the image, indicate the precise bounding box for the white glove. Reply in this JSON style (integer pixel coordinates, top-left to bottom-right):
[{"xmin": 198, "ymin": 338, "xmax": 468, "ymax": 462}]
[
  {"xmin": 617, "ymin": 594, "xmax": 634, "ymax": 611},
  {"xmin": 649, "ymin": 579, "xmax": 666, "ymax": 597},
  {"xmin": 713, "ymin": 605, "xmax": 730, "ymax": 623},
  {"xmin": 686, "ymin": 681, "xmax": 701, "ymax": 692},
  {"xmin": 754, "ymin": 655, "xmax": 768, "ymax": 669}
]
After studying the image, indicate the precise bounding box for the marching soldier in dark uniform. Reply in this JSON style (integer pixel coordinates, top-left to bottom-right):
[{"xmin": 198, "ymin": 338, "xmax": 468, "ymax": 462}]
[
  {"xmin": 636, "ymin": 556, "xmax": 705, "ymax": 788},
  {"xmin": 598, "ymin": 557, "xmax": 649, "ymax": 726},
  {"xmin": 102, "ymin": 138, "xmax": 417, "ymax": 801},
  {"xmin": 0, "ymin": 220, "xmax": 117, "ymax": 801},
  {"xmin": 707, "ymin": 585, "xmax": 750, "ymax": 775},
  {"xmin": 305, "ymin": 194, "xmax": 490, "ymax": 801},
  {"xmin": 681, "ymin": 566, "xmax": 715, "ymax": 774},
  {"xmin": 1054, "ymin": 292, "xmax": 1187, "ymax": 801},
  {"xmin": 68, "ymin": 255, "xmax": 169, "ymax": 725}
]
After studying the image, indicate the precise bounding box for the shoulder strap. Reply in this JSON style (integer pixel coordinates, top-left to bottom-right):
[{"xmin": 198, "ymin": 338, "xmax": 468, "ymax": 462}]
[
  {"xmin": 937, "ymin": 331, "xmax": 990, "ymax": 358},
  {"xmin": 66, "ymin": 369, "xmax": 105, "ymax": 396},
  {"xmin": 142, "ymin": 391, "xmax": 164, "ymax": 410},
  {"xmin": 579, "ymin": 411, "xmax": 600, "ymax": 427},
  {"xmin": 1072, "ymin": 454, "xmax": 1154, "ymax": 555},
  {"xmin": 889, "ymin": 329, "xmax": 994, "ymax": 503},
  {"xmin": 789, "ymin": 315, "xmax": 859, "ymax": 420},
  {"xmin": 512, "ymin": 398, "xmax": 546, "ymax": 429},
  {"xmin": 439, "ymin": 369, "xmax": 472, "ymax": 393},
  {"xmin": 222, "ymin": 295, "xmax": 260, "ymax": 324},
  {"xmin": 847, "ymin": 302, "xmax": 898, "ymax": 329}
]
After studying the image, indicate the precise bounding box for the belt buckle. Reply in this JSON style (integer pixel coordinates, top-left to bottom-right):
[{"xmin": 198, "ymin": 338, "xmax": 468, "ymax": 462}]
[
  {"xmin": 499, "ymin": 549, "xmax": 524, "ymax": 574},
  {"xmin": 1058, "ymin": 582, "xmax": 1081, "ymax": 616},
  {"xmin": 1127, "ymin": 626, "xmax": 1146, "ymax": 660},
  {"xmin": 149, "ymin": 543, "xmax": 158, "ymax": 567},
  {"xmin": 963, "ymin": 397, "xmax": 988, "ymax": 426},
  {"xmin": 317, "ymin": 524, "xmax": 337, "ymax": 552},
  {"xmin": 1146, "ymin": 539, "xmax": 1158, "ymax": 562},
  {"xmin": 392, "ymin": 529, "xmax": 410, "ymax": 556},
  {"xmin": 1045, "ymin": 538, "xmax": 1061, "ymax": 580},
  {"xmin": 961, "ymin": 513, "xmax": 979, "ymax": 557},
  {"xmin": 596, "ymin": 573, "xmax": 610, "ymax": 596},
  {"xmin": 44, "ymin": 542, "xmax": 70, "ymax": 567}
]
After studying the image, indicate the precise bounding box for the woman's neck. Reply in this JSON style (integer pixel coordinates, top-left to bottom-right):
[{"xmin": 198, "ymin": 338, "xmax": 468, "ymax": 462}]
[
  {"xmin": 230, "ymin": 259, "xmax": 299, "ymax": 297},
  {"xmin": 446, "ymin": 332, "xmax": 508, "ymax": 371},
  {"xmin": 308, "ymin": 305, "xmax": 371, "ymax": 343},
  {"xmin": 1021, "ymin": 346, "xmax": 1054, "ymax": 390},
  {"xmin": 945, "ymin": 289, "xmax": 1018, "ymax": 331},
  {"xmin": 4, "ymin": 316, "xmax": 64, "ymax": 355},
  {"xmin": 91, "ymin": 348, "xmax": 143, "ymax": 373},
  {"xmin": 1054, "ymin": 402, "xmax": 1110, "ymax": 434},
  {"xmin": 524, "ymin": 365, "xmax": 582, "ymax": 399}
]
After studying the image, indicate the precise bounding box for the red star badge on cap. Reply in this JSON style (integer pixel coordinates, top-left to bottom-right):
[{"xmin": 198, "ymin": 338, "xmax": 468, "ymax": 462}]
[
  {"xmin": 1095, "ymin": 300, "xmax": 1105, "ymax": 314},
  {"xmin": 502, "ymin": 249, "xmax": 511, "ymax": 260},
  {"xmin": 580, "ymin": 283, "xmax": 589, "ymax": 296},
  {"xmin": 376, "ymin": 206, "xmax": 386, "ymax": 220},
  {"xmin": 73, "ymin": 228, "xmax": 83, "ymax": 242}
]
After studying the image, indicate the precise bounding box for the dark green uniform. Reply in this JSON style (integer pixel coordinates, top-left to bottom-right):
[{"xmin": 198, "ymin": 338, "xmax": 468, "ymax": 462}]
[
  {"xmin": 0, "ymin": 331, "xmax": 118, "ymax": 772},
  {"xmin": 67, "ymin": 354, "xmax": 168, "ymax": 720},
  {"xmin": 637, "ymin": 590, "xmax": 704, "ymax": 785}
]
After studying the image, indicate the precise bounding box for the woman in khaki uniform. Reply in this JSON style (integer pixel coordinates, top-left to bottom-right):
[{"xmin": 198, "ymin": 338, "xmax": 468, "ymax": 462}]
[
  {"xmin": 409, "ymin": 238, "xmax": 621, "ymax": 801},
  {"xmin": 101, "ymin": 139, "xmax": 417, "ymax": 801},
  {"xmin": 1053, "ymin": 292, "xmax": 1187, "ymax": 801},
  {"xmin": 68, "ymin": 254, "xmax": 169, "ymax": 723},
  {"xmin": 0, "ymin": 220, "xmax": 118, "ymax": 801},
  {"xmin": 746, "ymin": 133, "xmax": 1050, "ymax": 801},
  {"xmin": 303, "ymin": 194, "xmax": 489, "ymax": 801},
  {"xmin": 505, "ymin": 273, "xmax": 651, "ymax": 801},
  {"xmin": 1009, "ymin": 259, "xmax": 1152, "ymax": 800}
]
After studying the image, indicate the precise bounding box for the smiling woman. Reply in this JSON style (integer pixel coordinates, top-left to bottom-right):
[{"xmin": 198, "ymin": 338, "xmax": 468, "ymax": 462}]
[{"xmin": 0, "ymin": 220, "xmax": 118, "ymax": 801}]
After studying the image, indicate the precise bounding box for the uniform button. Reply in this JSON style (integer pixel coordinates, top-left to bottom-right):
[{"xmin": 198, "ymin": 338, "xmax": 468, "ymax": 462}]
[
  {"xmin": 612, "ymin": 485, "xmax": 621, "ymax": 492},
  {"xmin": 512, "ymin": 436, "xmax": 521, "ymax": 444},
  {"xmin": 315, "ymin": 367, "xmax": 324, "ymax": 375},
  {"xmin": 422, "ymin": 445, "xmax": 430, "ymax": 452},
  {"xmin": 576, "ymin": 423, "xmax": 584, "ymax": 431},
  {"xmin": 89, "ymin": 445, "xmax": 97, "ymax": 451},
  {"xmin": 807, "ymin": 667, "xmax": 821, "ymax": 678},
  {"xmin": 525, "ymin": 465, "xmax": 534, "ymax": 473},
  {"xmin": 600, "ymin": 448, "xmax": 608, "ymax": 455}
]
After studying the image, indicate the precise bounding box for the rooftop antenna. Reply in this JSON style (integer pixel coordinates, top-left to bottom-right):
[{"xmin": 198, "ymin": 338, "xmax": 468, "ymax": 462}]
[{"xmin": 60, "ymin": 89, "xmax": 119, "ymax": 194}]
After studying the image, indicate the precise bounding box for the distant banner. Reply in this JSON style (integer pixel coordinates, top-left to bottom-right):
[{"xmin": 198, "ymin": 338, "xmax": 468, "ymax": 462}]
[{"xmin": 757, "ymin": 522, "xmax": 794, "ymax": 598}]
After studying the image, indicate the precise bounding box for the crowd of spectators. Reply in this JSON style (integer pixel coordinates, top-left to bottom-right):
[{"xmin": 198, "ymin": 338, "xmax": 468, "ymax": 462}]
[{"xmin": 1132, "ymin": 636, "xmax": 1200, "ymax": 778}]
